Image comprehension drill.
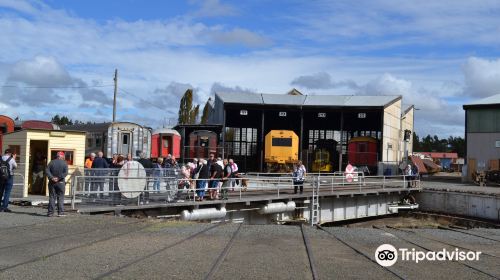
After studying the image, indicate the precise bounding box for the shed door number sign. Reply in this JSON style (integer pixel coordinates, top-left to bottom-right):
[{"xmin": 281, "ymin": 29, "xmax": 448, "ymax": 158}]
[
  {"xmin": 358, "ymin": 113, "xmax": 366, "ymax": 119},
  {"xmin": 279, "ymin": 112, "xmax": 287, "ymax": 117},
  {"xmin": 240, "ymin": 110, "xmax": 248, "ymax": 116},
  {"xmin": 318, "ymin": 113, "xmax": 326, "ymax": 118}
]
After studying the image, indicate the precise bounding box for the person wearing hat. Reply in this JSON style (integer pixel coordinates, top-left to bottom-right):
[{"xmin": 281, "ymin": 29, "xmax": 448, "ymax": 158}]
[{"xmin": 46, "ymin": 151, "xmax": 68, "ymax": 217}]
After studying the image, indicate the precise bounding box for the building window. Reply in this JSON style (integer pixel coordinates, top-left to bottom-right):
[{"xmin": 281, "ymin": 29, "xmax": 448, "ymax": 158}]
[
  {"xmin": 50, "ymin": 150, "xmax": 74, "ymax": 165},
  {"xmin": 95, "ymin": 134, "xmax": 102, "ymax": 147},
  {"xmin": 225, "ymin": 127, "xmax": 258, "ymax": 156}
]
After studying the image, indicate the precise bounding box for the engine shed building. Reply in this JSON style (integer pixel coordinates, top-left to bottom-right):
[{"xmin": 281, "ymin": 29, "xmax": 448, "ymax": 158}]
[
  {"xmin": 208, "ymin": 90, "xmax": 414, "ymax": 172},
  {"xmin": 463, "ymin": 94, "xmax": 500, "ymax": 179}
]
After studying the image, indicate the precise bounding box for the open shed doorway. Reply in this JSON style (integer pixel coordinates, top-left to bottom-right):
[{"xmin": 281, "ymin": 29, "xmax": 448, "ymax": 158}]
[{"xmin": 29, "ymin": 140, "xmax": 48, "ymax": 195}]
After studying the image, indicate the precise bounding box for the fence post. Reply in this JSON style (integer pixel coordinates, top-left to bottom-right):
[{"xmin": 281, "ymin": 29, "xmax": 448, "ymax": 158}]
[
  {"xmin": 71, "ymin": 176, "xmax": 77, "ymax": 210},
  {"xmin": 277, "ymin": 178, "xmax": 280, "ymax": 198},
  {"xmin": 331, "ymin": 176, "xmax": 333, "ymax": 194}
]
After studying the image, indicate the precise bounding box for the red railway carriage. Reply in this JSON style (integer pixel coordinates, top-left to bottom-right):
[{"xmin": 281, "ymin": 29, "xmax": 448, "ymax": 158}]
[
  {"xmin": 0, "ymin": 115, "xmax": 15, "ymax": 151},
  {"xmin": 151, "ymin": 128, "xmax": 181, "ymax": 159},
  {"xmin": 188, "ymin": 130, "xmax": 218, "ymax": 160},
  {"xmin": 347, "ymin": 136, "xmax": 378, "ymax": 167}
]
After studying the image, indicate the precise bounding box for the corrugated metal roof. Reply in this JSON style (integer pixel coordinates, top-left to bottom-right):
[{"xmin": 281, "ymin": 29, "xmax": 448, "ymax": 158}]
[
  {"xmin": 410, "ymin": 156, "xmax": 428, "ymax": 174},
  {"xmin": 216, "ymin": 91, "xmax": 400, "ymax": 107},
  {"xmin": 463, "ymin": 94, "xmax": 500, "ymax": 107},
  {"xmin": 419, "ymin": 152, "xmax": 458, "ymax": 159},
  {"xmin": 261, "ymin": 93, "xmax": 307, "ymax": 105},
  {"xmin": 216, "ymin": 92, "xmax": 263, "ymax": 104},
  {"xmin": 62, "ymin": 122, "xmax": 111, "ymax": 132}
]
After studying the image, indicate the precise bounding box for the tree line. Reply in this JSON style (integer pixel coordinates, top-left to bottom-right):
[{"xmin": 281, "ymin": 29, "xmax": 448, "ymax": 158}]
[{"xmin": 412, "ymin": 133, "xmax": 465, "ymax": 157}]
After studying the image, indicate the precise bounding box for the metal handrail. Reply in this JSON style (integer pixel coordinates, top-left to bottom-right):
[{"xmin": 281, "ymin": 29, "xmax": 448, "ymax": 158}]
[{"xmin": 70, "ymin": 173, "xmax": 421, "ymax": 209}]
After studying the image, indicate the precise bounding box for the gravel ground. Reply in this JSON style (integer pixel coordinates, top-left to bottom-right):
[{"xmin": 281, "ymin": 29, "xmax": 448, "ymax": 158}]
[
  {"xmin": 303, "ymin": 226, "xmax": 398, "ymax": 279},
  {"xmin": 326, "ymin": 227, "xmax": 495, "ymax": 280},
  {"xmin": 379, "ymin": 227, "xmax": 500, "ymax": 279},
  {"xmin": 211, "ymin": 224, "xmax": 312, "ymax": 280},
  {"xmin": 1, "ymin": 205, "xmax": 499, "ymax": 280}
]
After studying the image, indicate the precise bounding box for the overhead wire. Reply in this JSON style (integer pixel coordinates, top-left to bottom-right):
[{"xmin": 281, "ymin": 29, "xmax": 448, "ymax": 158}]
[
  {"xmin": 118, "ymin": 87, "xmax": 166, "ymax": 111},
  {"xmin": 1, "ymin": 84, "xmax": 114, "ymax": 89}
]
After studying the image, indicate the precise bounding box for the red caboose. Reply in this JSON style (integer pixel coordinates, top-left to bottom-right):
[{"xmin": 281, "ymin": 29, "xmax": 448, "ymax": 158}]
[
  {"xmin": 151, "ymin": 128, "xmax": 181, "ymax": 159},
  {"xmin": 347, "ymin": 136, "xmax": 378, "ymax": 167},
  {"xmin": 188, "ymin": 130, "xmax": 218, "ymax": 160}
]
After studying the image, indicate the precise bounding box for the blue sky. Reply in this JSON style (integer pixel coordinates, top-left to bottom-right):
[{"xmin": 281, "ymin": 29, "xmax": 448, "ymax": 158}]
[{"xmin": 1, "ymin": 0, "xmax": 500, "ymax": 137}]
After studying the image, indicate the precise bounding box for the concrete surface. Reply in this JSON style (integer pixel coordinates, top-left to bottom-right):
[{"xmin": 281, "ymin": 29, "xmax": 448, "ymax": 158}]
[
  {"xmin": 0, "ymin": 205, "xmax": 499, "ymax": 280},
  {"xmin": 422, "ymin": 181, "xmax": 500, "ymax": 195}
]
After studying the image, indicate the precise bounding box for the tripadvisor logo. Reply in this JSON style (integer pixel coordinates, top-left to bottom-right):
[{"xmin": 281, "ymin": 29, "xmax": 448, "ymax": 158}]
[
  {"xmin": 375, "ymin": 244, "xmax": 482, "ymax": 267},
  {"xmin": 375, "ymin": 244, "xmax": 398, "ymax": 267}
]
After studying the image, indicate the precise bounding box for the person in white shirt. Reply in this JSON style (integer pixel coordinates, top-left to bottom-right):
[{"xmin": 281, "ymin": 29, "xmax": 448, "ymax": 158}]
[{"xmin": 229, "ymin": 158, "xmax": 239, "ymax": 191}]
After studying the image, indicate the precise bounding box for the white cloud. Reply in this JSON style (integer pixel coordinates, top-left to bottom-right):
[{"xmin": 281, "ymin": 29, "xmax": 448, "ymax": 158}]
[
  {"xmin": 7, "ymin": 55, "xmax": 72, "ymax": 86},
  {"xmin": 290, "ymin": 0, "xmax": 500, "ymax": 49},
  {"xmin": 210, "ymin": 27, "xmax": 271, "ymax": 48},
  {"xmin": 0, "ymin": 0, "xmax": 41, "ymax": 15},
  {"xmin": 189, "ymin": 0, "xmax": 237, "ymax": 18},
  {"xmin": 358, "ymin": 73, "xmax": 464, "ymax": 136},
  {"xmin": 1, "ymin": 55, "xmax": 110, "ymax": 107},
  {"xmin": 363, "ymin": 73, "xmax": 412, "ymax": 96},
  {"xmin": 291, "ymin": 72, "xmax": 359, "ymax": 90},
  {"xmin": 462, "ymin": 57, "xmax": 500, "ymax": 98}
]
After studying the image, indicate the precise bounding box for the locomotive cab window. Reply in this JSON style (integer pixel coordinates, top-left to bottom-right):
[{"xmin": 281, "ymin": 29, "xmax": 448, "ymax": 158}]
[
  {"xmin": 199, "ymin": 136, "xmax": 209, "ymax": 147},
  {"xmin": 272, "ymin": 137, "xmax": 292, "ymax": 147}
]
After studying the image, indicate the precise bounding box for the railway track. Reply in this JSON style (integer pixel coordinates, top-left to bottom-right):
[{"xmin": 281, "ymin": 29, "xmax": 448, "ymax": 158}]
[
  {"xmin": 300, "ymin": 224, "xmax": 319, "ymax": 280},
  {"xmin": 437, "ymin": 226, "xmax": 500, "ymax": 243},
  {"xmin": 93, "ymin": 222, "xmax": 227, "ymax": 279},
  {"xmin": 373, "ymin": 225, "xmax": 499, "ymax": 279},
  {"xmin": 203, "ymin": 223, "xmax": 242, "ymax": 280},
  {"xmin": 0, "ymin": 220, "xmax": 143, "ymax": 251},
  {"xmin": 380, "ymin": 226, "xmax": 500, "ymax": 259},
  {"xmin": 316, "ymin": 225, "xmax": 406, "ymax": 280},
  {"xmin": 0, "ymin": 220, "xmax": 152, "ymax": 273}
]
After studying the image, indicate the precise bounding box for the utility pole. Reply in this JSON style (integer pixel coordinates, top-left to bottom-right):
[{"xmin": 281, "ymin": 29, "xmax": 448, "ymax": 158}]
[{"xmin": 112, "ymin": 69, "xmax": 118, "ymax": 122}]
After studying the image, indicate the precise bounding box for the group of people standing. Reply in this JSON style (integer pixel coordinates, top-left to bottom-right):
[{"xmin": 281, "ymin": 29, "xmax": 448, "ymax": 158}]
[{"xmin": 178, "ymin": 153, "xmax": 239, "ymax": 201}]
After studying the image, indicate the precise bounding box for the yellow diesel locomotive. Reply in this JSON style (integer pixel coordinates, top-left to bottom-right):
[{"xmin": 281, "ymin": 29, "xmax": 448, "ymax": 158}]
[{"xmin": 264, "ymin": 130, "xmax": 299, "ymax": 172}]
